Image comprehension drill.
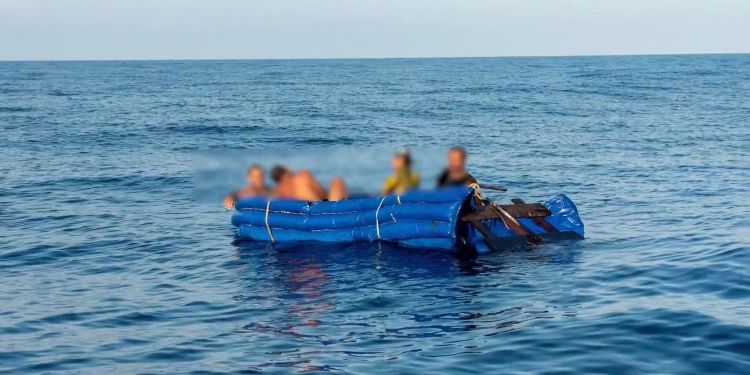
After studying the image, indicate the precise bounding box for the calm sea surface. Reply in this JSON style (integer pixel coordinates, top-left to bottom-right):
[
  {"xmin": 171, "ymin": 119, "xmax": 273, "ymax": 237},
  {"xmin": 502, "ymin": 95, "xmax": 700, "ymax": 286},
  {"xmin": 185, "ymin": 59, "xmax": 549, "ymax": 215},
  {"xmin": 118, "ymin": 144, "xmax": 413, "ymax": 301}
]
[{"xmin": 1, "ymin": 55, "xmax": 749, "ymax": 374}]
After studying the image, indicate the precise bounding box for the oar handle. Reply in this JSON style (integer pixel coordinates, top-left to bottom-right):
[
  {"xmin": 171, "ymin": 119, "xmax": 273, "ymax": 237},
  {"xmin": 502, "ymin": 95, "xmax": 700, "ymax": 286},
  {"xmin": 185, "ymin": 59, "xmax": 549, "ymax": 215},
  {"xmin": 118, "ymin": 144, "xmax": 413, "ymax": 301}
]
[{"xmin": 478, "ymin": 184, "xmax": 507, "ymax": 192}]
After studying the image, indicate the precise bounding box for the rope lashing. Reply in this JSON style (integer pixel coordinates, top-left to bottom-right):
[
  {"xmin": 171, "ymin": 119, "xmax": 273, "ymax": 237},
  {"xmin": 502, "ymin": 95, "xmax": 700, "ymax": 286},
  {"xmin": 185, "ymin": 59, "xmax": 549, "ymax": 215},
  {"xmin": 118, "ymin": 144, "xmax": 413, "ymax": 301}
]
[
  {"xmin": 375, "ymin": 196, "xmax": 386, "ymax": 240},
  {"xmin": 264, "ymin": 199, "xmax": 275, "ymax": 243},
  {"xmin": 468, "ymin": 182, "xmax": 483, "ymax": 200}
]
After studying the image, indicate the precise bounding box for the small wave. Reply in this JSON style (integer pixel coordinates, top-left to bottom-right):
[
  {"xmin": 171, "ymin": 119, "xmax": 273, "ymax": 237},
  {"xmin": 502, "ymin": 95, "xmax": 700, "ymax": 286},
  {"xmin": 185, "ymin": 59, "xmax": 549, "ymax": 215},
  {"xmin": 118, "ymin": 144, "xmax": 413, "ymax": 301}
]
[
  {"xmin": 164, "ymin": 123, "xmax": 263, "ymax": 135},
  {"xmin": 0, "ymin": 106, "xmax": 33, "ymax": 113},
  {"xmin": 47, "ymin": 90, "xmax": 77, "ymax": 97},
  {"xmin": 0, "ymin": 87, "xmax": 24, "ymax": 94}
]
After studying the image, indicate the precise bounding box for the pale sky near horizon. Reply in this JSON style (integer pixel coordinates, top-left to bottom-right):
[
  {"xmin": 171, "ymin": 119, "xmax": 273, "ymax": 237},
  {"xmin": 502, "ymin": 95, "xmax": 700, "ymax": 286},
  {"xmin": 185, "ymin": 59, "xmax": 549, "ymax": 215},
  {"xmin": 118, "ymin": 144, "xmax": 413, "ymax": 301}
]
[{"xmin": 1, "ymin": 0, "xmax": 749, "ymax": 61}]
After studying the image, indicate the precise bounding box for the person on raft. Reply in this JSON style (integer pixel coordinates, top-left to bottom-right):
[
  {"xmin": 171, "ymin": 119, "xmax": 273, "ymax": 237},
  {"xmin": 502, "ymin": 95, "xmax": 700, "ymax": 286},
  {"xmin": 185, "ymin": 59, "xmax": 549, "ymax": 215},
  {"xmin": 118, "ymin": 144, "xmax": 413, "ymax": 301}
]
[
  {"xmin": 382, "ymin": 148, "xmax": 420, "ymax": 195},
  {"xmin": 270, "ymin": 165, "xmax": 349, "ymax": 201},
  {"xmin": 437, "ymin": 146, "xmax": 477, "ymax": 187},
  {"xmin": 223, "ymin": 164, "xmax": 269, "ymax": 209}
]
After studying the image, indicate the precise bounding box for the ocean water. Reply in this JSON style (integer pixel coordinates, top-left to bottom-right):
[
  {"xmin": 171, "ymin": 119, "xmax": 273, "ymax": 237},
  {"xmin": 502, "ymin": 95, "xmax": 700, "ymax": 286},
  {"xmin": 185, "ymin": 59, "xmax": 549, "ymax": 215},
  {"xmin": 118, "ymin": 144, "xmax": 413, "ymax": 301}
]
[{"xmin": 1, "ymin": 55, "xmax": 749, "ymax": 374}]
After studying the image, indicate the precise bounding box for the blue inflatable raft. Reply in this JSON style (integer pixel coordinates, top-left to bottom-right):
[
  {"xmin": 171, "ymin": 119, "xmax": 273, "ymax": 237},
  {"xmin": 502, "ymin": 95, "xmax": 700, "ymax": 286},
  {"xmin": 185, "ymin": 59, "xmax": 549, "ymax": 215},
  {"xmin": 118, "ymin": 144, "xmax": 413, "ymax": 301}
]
[{"xmin": 231, "ymin": 187, "xmax": 583, "ymax": 254}]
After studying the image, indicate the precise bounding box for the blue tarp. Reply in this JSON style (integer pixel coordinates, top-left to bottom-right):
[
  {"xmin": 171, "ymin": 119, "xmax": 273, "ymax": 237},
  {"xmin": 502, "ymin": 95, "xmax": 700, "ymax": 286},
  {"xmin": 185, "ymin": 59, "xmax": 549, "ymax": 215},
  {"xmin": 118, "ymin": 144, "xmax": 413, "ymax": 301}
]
[
  {"xmin": 232, "ymin": 188, "xmax": 584, "ymax": 253},
  {"xmin": 232, "ymin": 187, "xmax": 473, "ymax": 250},
  {"xmin": 466, "ymin": 193, "xmax": 584, "ymax": 254}
]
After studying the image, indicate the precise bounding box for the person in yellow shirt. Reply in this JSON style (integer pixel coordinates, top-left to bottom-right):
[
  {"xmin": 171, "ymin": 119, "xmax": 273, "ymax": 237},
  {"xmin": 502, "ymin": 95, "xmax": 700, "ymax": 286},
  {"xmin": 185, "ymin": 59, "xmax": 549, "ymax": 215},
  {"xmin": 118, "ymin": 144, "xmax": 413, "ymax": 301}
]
[{"xmin": 382, "ymin": 148, "xmax": 420, "ymax": 195}]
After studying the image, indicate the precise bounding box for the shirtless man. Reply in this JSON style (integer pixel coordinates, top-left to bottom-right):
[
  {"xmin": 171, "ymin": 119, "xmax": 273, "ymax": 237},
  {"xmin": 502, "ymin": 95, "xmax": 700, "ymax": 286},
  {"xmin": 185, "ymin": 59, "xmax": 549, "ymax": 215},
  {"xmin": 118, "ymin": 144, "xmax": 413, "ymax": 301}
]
[
  {"xmin": 271, "ymin": 165, "xmax": 348, "ymax": 201},
  {"xmin": 223, "ymin": 164, "xmax": 268, "ymax": 209}
]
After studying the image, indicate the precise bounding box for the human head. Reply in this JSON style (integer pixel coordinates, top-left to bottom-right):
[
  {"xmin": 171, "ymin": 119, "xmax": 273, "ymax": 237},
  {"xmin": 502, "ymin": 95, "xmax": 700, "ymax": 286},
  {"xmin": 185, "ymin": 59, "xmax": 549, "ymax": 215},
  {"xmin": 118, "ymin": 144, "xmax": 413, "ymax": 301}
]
[
  {"xmin": 270, "ymin": 165, "xmax": 291, "ymax": 184},
  {"xmin": 447, "ymin": 146, "xmax": 467, "ymax": 174},
  {"xmin": 246, "ymin": 164, "xmax": 264, "ymax": 189},
  {"xmin": 391, "ymin": 148, "xmax": 412, "ymax": 171}
]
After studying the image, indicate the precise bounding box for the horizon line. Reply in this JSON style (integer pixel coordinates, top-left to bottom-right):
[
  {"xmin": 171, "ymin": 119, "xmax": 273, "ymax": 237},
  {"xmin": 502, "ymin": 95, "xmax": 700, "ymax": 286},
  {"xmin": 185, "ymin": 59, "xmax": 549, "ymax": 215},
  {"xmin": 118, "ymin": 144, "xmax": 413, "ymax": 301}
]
[{"xmin": 1, "ymin": 51, "xmax": 748, "ymax": 63}]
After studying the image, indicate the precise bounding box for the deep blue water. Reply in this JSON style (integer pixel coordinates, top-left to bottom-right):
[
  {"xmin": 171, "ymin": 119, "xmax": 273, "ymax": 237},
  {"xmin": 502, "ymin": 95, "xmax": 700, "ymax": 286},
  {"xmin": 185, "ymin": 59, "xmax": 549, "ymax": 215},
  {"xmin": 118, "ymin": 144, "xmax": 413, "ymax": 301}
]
[{"xmin": 1, "ymin": 55, "xmax": 749, "ymax": 374}]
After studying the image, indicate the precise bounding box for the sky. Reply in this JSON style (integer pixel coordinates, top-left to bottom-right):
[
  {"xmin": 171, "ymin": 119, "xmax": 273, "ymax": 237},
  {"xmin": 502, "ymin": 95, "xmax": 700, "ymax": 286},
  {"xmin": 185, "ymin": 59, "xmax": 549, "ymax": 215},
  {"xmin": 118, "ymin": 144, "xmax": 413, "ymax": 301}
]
[{"xmin": 1, "ymin": 0, "xmax": 749, "ymax": 61}]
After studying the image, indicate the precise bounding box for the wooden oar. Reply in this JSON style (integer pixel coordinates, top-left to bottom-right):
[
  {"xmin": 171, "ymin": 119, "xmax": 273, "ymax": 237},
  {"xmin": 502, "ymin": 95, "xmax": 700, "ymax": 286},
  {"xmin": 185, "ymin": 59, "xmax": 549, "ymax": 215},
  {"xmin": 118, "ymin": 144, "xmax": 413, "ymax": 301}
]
[{"xmin": 478, "ymin": 184, "xmax": 508, "ymax": 192}]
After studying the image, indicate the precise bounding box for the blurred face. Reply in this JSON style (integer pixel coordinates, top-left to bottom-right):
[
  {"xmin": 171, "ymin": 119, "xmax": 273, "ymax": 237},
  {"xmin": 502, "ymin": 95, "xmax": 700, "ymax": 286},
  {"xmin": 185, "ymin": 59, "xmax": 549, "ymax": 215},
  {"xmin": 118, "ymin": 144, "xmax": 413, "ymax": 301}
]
[
  {"xmin": 391, "ymin": 155, "xmax": 406, "ymax": 171},
  {"xmin": 447, "ymin": 150, "xmax": 466, "ymax": 173},
  {"xmin": 246, "ymin": 168, "xmax": 264, "ymax": 189}
]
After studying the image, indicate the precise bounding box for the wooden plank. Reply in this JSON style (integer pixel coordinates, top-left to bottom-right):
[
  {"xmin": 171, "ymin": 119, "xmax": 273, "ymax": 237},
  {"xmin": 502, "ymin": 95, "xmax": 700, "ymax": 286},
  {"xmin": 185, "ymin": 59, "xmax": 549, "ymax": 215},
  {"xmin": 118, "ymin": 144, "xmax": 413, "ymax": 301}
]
[
  {"xmin": 499, "ymin": 203, "xmax": 550, "ymax": 218},
  {"xmin": 462, "ymin": 204, "xmax": 542, "ymax": 246},
  {"xmin": 490, "ymin": 204, "xmax": 530, "ymax": 236},
  {"xmin": 466, "ymin": 219, "xmax": 507, "ymax": 251},
  {"xmin": 461, "ymin": 203, "xmax": 549, "ymax": 221},
  {"xmin": 511, "ymin": 198, "xmax": 558, "ymax": 233},
  {"xmin": 489, "ymin": 204, "xmax": 544, "ymax": 244}
]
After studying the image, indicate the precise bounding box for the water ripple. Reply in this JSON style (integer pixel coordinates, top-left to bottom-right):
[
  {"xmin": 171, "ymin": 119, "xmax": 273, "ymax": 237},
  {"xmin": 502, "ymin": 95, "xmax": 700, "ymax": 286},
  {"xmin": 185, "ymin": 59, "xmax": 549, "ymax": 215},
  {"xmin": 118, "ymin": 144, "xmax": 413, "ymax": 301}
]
[{"xmin": 1, "ymin": 55, "xmax": 749, "ymax": 374}]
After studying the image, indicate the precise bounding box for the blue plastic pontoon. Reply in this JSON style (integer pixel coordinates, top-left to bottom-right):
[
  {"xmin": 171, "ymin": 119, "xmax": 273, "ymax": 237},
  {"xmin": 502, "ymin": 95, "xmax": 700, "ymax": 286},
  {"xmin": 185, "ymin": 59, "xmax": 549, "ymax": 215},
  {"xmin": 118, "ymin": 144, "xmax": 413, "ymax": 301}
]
[{"xmin": 231, "ymin": 187, "xmax": 583, "ymax": 254}]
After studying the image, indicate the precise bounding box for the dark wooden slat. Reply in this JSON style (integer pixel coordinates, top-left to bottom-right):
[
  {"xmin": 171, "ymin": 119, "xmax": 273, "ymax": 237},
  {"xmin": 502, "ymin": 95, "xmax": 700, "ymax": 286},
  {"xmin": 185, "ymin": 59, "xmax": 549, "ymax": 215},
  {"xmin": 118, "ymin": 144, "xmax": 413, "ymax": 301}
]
[
  {"xmin": 461, "ymin": 203, "xmax": 549, "ymax": 222},
  {"xmin": 489, "ymin": 204, "xmax": 540, "ymax": 242},
  {"xmin": 511, "ymin": 198, "xmax": 558, "ymax": 233},
  {"xmin": 466, "ymin": 219, "xmax": 507, "ymax": 251},
  {"xmin": 500, "ymin": 203, "xmax": 550, "ymax": 218},
  {"xmin": 463, "ymin": 204, "xmax": 543, "ymax": 247}
]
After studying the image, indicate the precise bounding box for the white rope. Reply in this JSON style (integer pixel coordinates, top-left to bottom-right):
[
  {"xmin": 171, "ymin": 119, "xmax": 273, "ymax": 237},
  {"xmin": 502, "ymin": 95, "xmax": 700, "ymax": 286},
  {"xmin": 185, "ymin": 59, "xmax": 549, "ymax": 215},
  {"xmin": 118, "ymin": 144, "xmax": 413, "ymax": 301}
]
[
  {"xmin": 468, "ymin": 182, "xmax": 483, "ymax": 200},
  {"xmin": 264, "ymin": 199, "xmax": 275, "ymax": 243},
  {"xmin": 375, "ymin": 196, "xmax": 386, "ymax": 240},
  {"xmin": 396, "ymin": 195, "xmax": 401, "ymax": 204}
]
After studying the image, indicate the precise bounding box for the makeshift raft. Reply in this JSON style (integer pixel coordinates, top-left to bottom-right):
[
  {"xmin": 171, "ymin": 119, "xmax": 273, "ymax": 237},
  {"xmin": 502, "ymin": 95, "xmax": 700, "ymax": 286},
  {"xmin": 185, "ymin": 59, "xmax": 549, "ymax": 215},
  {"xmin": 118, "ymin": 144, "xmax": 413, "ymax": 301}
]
[{"xmin": 231, "ymin": 187, "xmax": 583, "ymax": 254}]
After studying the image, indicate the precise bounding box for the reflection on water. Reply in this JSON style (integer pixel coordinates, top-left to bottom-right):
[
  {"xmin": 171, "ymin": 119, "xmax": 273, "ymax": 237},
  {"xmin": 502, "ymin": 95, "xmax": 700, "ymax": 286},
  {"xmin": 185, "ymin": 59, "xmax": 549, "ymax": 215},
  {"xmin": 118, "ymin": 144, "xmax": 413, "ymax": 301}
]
[{"xmin": 228, "ymin": 239, "xmax": 584, "ymax": 371}]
